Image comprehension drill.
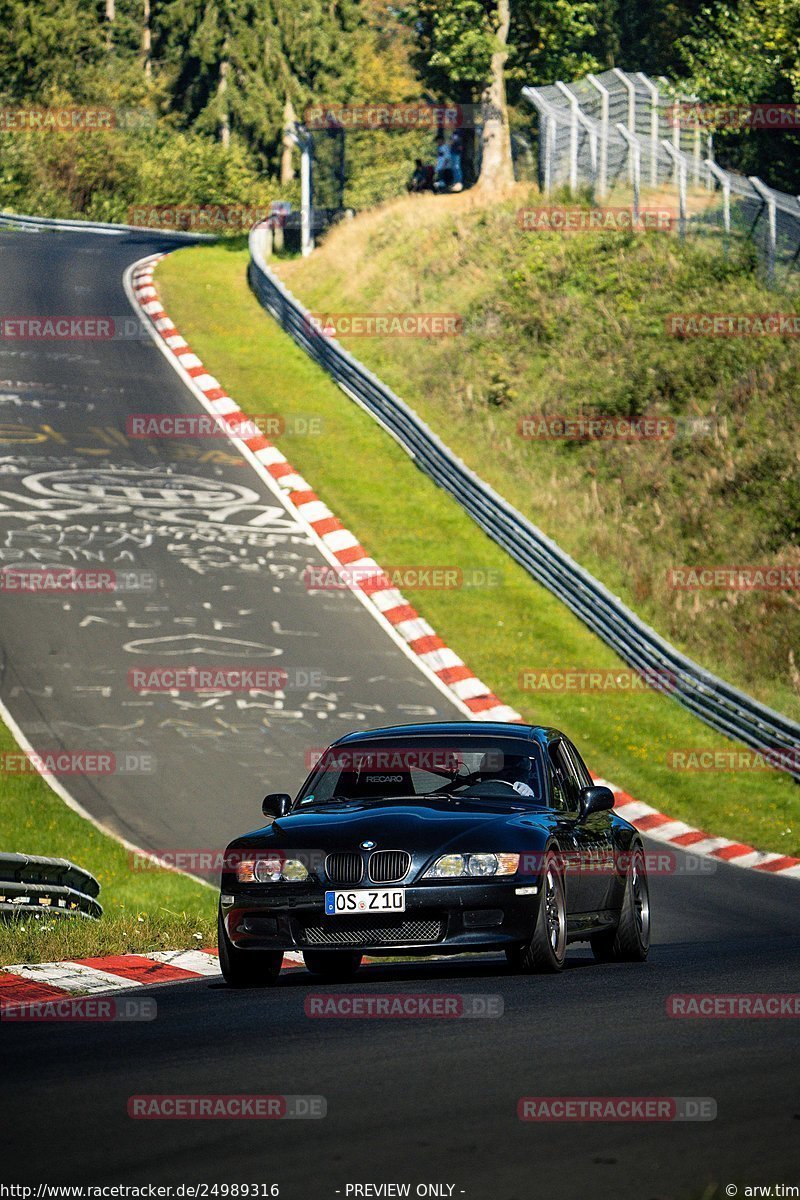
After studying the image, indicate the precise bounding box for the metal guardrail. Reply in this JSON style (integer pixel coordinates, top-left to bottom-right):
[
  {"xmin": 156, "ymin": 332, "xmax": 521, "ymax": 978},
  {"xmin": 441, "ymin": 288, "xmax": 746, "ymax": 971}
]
[
  {"xmin": 0, "ymin": 852, "xmax": 102, "ymax": 920},
  {"xmin": 0, "ymin": 210, "xmax": 215, "ymax": 241},
  {"xmin": 248, "ymin": 229, "xmax": 800, "ymax": 779}
]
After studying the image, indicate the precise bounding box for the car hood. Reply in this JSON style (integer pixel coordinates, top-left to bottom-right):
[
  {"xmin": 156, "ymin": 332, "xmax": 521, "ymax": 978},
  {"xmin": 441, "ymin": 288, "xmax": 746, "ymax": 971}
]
[{"xmin": 239, "ymin": 796, "xmax": 551, "ymax": 855}]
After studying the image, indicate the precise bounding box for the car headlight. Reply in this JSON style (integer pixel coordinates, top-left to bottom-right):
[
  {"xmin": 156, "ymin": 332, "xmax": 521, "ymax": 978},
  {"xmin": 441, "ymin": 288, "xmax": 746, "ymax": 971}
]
[
  {"xmin": 424, "ymin": 852, "xmax": 519, "ymax": 879},
  {"xmin": 235, "ymin": 854, "xmax": 309, "ymax": 883}
]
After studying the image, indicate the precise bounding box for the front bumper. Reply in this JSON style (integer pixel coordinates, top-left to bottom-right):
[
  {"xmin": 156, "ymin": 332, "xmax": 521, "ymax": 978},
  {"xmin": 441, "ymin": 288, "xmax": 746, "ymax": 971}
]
[{"xmin": 221, "ymin": 881, "xmax": 541, "ymax": 954}]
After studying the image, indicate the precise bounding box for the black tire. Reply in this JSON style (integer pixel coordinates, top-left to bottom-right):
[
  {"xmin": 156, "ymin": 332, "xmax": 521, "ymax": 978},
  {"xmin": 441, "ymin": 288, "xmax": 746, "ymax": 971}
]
[
  {"xmin": 218, "ymin": 909, "xmax": 283, "ymax": 987},
  {"xmin": 302, "ymin": 950, "xmax": 363, "ymax": 980},
  {"xmin": 591, "ymin": 844, "xmax": 651, "ymax": 963},
  {"xmin": 506, "ymin": 852, "xmax": 567, "ymax": 974}
]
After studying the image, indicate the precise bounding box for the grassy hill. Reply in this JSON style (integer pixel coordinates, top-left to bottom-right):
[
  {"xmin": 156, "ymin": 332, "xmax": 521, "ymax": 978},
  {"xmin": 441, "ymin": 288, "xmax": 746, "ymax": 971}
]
[{"xmin": 277, "ymin": 186, "xmax": 800, "ymax": 724}]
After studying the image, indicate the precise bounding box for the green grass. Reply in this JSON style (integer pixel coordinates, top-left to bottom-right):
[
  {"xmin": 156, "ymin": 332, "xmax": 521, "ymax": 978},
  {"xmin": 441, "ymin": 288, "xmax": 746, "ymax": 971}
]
[
  {"xmin": 155, "ymin": 238, "xmax": 800, "ymax": 859},
  {"xmin": 0, "ymin": 717, "xmax": 216, "ymax": 967}
]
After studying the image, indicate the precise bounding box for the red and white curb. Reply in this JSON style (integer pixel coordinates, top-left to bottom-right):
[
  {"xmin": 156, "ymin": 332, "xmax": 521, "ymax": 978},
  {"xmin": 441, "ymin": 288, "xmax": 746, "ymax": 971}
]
[
  {"xmin": 129, "ymin": 255, "xmax": 517, "ymax": 723},
  {"xmin": 125, "ymin": 254, "xmax": 800, "ymax": 889},
  {"xmin": 0, "ymin": 950, "xmax": 299, "ymax": 1009}
]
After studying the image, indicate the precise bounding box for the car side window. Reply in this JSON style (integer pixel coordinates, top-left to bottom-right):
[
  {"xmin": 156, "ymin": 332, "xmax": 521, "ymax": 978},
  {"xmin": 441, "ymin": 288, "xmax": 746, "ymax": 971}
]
[
  {"xmin": 563, "ymin": 739, "xmax": 593, "ymax": 790},
  {"xmin": 547, "ymin": 742, "xmax": 580, "ymax": 814}
]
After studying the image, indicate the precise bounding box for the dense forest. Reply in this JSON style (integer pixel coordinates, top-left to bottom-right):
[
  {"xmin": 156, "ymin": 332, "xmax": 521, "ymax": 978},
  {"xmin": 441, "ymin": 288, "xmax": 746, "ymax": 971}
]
[{"xmin": 0, "ymin": 0, "xmax": 798, "ymax": 219}]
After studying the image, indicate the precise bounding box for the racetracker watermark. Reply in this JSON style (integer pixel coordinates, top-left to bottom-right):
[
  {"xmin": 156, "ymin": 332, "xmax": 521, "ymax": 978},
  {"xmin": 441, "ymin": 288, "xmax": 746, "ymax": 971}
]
[
  {"xmin": 666, "ymin": 313, "xmax": 800, "ymax": 337},
  {"xmin": 0, "ymin": 750, "xmax": 155, "ymax": 776},
  {"xmin": 0, "ymin": 107, "xmax": 115, "ymax": 132},
  {"xmin": 518, "ymin": 206, "xmax": 675, "ymax": 233},
  {"xmin": 667, "ymin": 565, "xmax": 800, "ymax": 591},
  {"xmin": 666, "ymin": 102, "xmax": 800, "ymax": 131},
  {"xmin": 128, "ymin": 205, "xmax": 274, "ymax": 233},
  {"xmin": 517, "ymin": 413, "xmax": 675, "ymax": 441},
  {"xmin": 0, "ymin": 566, "xmax": 157, "ymax": 594},
  {"xmin": 304, "ymin": 103, "xmax": 463, "ymax": 130},
  {"xmin": 303, "ymin": 746, "xmax": 505, "ymax": 773},
  {"xmin": 126, "ymin": 414, "xmax": 322, "ymax": 438},
  {"xmin": 517, "ymin": 1096, "xmax": 716, "ymax": 1122},
  {"xmin": 0, "ymin": 317, "xmax": 114, "ymax": 340},
  {"xmin": 305, "ymin": 313, "xmax": 462, "ymax": 338},
  {"xmin": 305, "ymin": 993, "xmax": 504, "ymax": 1018},
  {"xmin": 667, "ymin": 994, "xmax": 800, "ymax": 1018},
  {"xmin": 128, "ymin": 1095, "xmax": 326, "ymax": 1119},
  {"xmin": 666, "ymin": 748, "xmax": 800, "ymax": 773},
  {"xmin": 302, "ymin": 564, "xmax": 502, "ymax": 591},
  {"xmin": 518, "ymin": 668, "xmax": 675, "ymax": 693},
  {"xmin": 1, "ymin": 997, "xmax": 156, "ymax": 1022},
  {"xmin": 127, "ymin": 667, "xmax": 326, "ymax": 693},
  {"xmin": 130, "ymin": 848, "xmax": 324, "ymax": 877},
  {"xmin": 516, "ymin": 850, "xmax": 715, "ymax": 877}
]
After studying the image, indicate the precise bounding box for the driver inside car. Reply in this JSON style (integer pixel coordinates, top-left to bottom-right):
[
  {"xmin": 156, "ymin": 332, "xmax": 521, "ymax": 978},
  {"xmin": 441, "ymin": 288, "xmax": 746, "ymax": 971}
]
[{"xmin": 477, "ymin": 752, "xmax": 537, "ymax": 798}]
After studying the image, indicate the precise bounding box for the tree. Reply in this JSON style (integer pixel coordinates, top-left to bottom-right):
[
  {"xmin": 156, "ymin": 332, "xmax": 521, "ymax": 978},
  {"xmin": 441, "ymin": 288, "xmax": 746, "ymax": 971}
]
[
  {"xmin": 479, "ymin": 0, "xmax": 514, "ymax": 191},
  {"xmin": 679, "ymin": 0, "xmax": 800, "ymax": 191}
]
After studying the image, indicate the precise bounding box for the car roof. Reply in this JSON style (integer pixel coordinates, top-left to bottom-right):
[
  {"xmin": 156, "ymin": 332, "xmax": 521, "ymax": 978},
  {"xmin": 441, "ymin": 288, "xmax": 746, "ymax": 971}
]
[{"xmin": 330, "ymin": 722, "xmax": 560, "ymax": 748}]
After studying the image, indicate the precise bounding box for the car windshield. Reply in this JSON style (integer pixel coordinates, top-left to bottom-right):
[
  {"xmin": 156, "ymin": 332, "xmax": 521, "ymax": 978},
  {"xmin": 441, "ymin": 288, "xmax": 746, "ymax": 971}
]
[{"xmin": 296, "ymin": 735, "xmax": 545, "ymax": 806}]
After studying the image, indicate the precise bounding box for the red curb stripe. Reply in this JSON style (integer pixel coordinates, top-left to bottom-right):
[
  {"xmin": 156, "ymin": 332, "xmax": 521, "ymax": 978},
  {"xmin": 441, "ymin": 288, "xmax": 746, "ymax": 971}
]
[
  {"xmin": 710, "ymin": 843, "xmax": 755, "ymax": 861},
  {"xmin": 671, "ymin": 830, "xmax": 710, "ymax": 847},
  {"xmin": 464, "ymin": 695, "xmax": 500, "ymax": 713},
  {"xmin": 243, "ymin": 435, "xmax": 271, "ymax": 452},
  {"xmin": 0, "ymin": 973, "xmax": 70, "ymax": 1008},
  {"xmin": 309, "ymin": 516, "xmax": 343, "ymax": 536},
  {"xmin": 755, "ymin": 855, "xmax": 800, "ymax": 873},
  {"xmin": 436, "ymin": 664, "xmax": 473, "ymax": 685},
  {"xmin": 632, "ymin": 812, "xmax": 673, "ymax": 831},
  {"xmin": 289, "ymin": 489, "xmax": 318, "ymax": 506},
  {"xmin": 408, "ymin": 634, "xmax": 446, "ymax": 656},
  {"xmin": 203, "ymin": 387, "xmax": 227, "ymax": 401},
  {"xmin": 335, "ymin": 544, "xmax": 367, "ymax": 566},
  {"xmin": 71, "ymin": 955, "xmax": 202, "ymax": 984},
  {"xmin": 382, "ymin": 603, "xmax": 418, "ymax": 625},
  {"xmin": 185, "ymin": 365, "xmax": 206, "ymax": 378},
  {"xmin": 158, "ymin": 327, "xmax": 179, "ymax": 340},
  {"xmin": 268, "ymin": 461, "xmax": 294, "ymax": 479},
  {"xmin": 359, "ymin": 573, "xmax": 394, "ymax": 595}
]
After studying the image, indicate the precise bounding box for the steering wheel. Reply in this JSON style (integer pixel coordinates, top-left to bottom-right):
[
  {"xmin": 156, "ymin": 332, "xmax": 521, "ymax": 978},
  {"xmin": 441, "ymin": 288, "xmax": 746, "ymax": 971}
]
[{"xmin": 456, "ymin": 778, "xmax": 523, "ymax": 795}]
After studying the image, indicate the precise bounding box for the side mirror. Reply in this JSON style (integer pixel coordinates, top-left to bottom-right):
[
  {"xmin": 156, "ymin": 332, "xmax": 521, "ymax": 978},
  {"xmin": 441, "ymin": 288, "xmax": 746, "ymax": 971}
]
[
  {"xmin": 579, "ymin": 785, "xmax": 614, "ymax": 820},
  {"xmin": 262, "ymin": 792, "xmax": 292, "ymax": 819}
]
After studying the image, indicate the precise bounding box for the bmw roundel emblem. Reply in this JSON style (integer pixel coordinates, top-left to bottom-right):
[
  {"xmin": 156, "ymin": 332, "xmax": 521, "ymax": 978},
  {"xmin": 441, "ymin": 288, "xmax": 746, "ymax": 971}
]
[{"xmin": 361, "ymin": 840, "xmax": 376, "ymax": 850}]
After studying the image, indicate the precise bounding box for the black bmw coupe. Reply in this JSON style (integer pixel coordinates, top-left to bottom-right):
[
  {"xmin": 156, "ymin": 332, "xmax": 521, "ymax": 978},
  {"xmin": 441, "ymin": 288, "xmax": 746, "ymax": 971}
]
[{"xmin": 218, "ymin": 722, "xmax": 651, "ymax": 984}]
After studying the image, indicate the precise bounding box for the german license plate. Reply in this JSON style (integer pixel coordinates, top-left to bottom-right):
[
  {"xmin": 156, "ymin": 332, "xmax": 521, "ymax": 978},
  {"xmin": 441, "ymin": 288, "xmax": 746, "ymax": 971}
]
[{"xmin": 324, "ymin": 888, "xmax": 406, "ymax": 916}]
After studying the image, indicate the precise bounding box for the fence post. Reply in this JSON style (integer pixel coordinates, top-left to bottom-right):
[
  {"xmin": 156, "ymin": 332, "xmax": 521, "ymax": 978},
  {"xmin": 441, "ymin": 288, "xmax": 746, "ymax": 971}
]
[
  {"xmin": 636, "ymin": 73, "xmax": 660, "ymax": 187},
  {"xmin": 300, "ymin": 138, "xmax": 313, "ymax": 256},
  {"xmin": 555, "ymin": 81, "xmax": 579, "ymax": 192},
  {"xmin": 586, "ymin": 74, "xmax": 609, "ymax": 198},
  {"xmin": 750, "ymin": 177, "xmax": 777, "ymax": 285},
  {"xmin": 287, "ymin": 123, "xmax": 315, "ymax": 256},
  {"xmin": 612, "ymin": 69, "xmax": 637, "ymax": 184},
  {"xmin": 617, "ymin": 125, "xmax": 641, "ymax": 224},
  {"xmin": 690, "ymin": 103, "xmax": 702, "ymax": 186},
  {"xmin": 663, "ymin": 141, "xmax": 687, "ymax": 239},
  {"xmin": 706, "ymin": 159, "xmax": 731, "ymax": 255}
]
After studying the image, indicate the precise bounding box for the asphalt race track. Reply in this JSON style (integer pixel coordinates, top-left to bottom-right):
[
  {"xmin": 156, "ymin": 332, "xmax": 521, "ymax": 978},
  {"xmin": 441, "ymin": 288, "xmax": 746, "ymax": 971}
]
[
  {"xmin": 0, "ymin": 223, "xmax": 461, "ymax": 853},
  {"xmin": 1, "ymin": 225, "xmax": 799, "ymax": 1199}
]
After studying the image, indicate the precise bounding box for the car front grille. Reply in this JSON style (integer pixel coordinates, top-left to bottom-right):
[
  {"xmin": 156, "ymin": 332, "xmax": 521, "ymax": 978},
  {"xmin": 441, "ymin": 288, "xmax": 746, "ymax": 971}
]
[
  {"xmin": 298, "ymin": 917, "xmax": 443, "ymax": 946},
  {"xmin": 325, "ymin": 852, "xmax": 363, "ymax": 885},
  {"xmin": 368, "ymin": 850, "xmax": 411, "ymax": 883}
]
